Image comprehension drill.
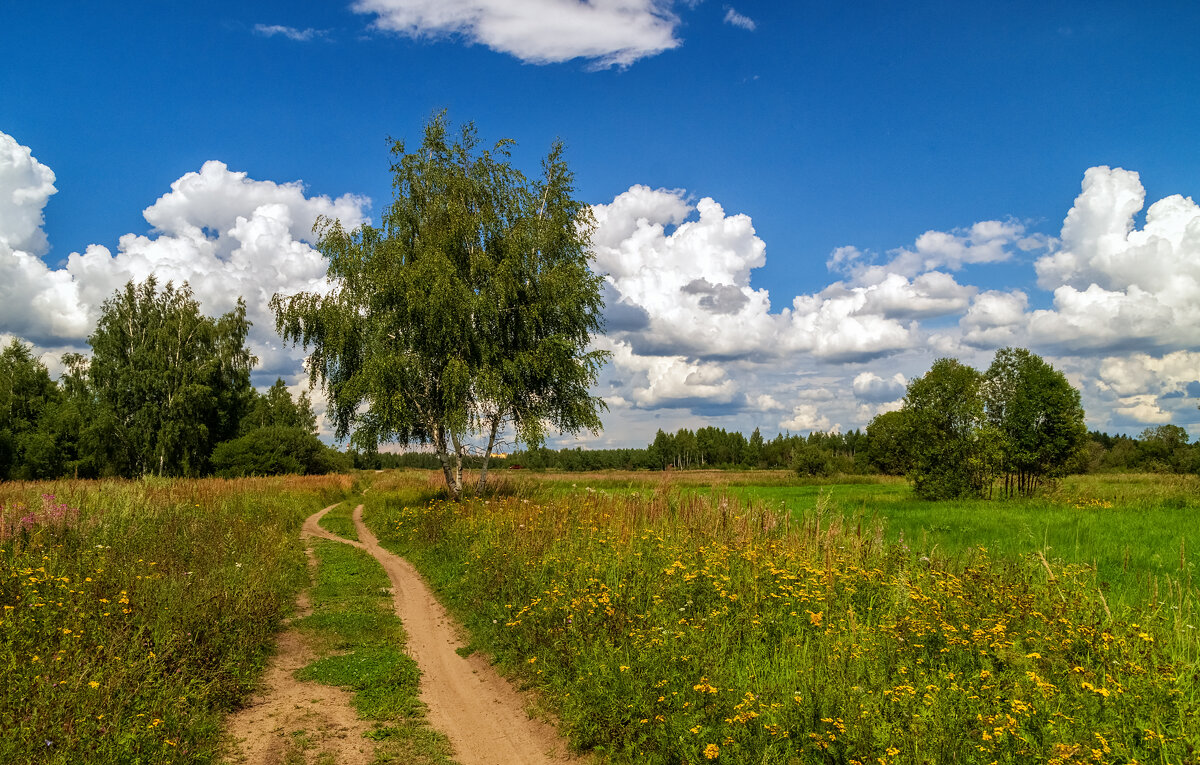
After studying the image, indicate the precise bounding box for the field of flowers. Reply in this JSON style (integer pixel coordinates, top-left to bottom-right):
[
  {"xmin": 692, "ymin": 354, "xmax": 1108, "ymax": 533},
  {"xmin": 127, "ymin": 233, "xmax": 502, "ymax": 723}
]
[
  {"xmin": 0, "ymin": 475, "xmax": 352, "ymax": 764},
  {"xmin": 368, "ymin": 483, "xmax": 1199, "ymax": 764}
]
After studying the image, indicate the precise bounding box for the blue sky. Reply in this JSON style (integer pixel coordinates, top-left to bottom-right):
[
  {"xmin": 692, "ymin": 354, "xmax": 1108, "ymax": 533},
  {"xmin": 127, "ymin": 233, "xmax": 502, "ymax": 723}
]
[{"xmin": 2, "ymin": 1, "xmax": 1199, "ymax": 446}]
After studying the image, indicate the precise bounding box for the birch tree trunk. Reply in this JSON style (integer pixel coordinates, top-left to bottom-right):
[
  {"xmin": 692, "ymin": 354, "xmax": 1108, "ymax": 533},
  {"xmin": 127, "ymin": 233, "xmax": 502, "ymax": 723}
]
[{"xmin": 477, "ymin": 413, "xmax": 502, "ymax": 494}]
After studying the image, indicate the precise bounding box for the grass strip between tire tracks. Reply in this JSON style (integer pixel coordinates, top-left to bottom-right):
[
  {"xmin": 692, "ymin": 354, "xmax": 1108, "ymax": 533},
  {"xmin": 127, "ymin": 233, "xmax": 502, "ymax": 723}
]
[{"xmin": 296, "ymin": 503, "xmax": 455, "ymax": 765}]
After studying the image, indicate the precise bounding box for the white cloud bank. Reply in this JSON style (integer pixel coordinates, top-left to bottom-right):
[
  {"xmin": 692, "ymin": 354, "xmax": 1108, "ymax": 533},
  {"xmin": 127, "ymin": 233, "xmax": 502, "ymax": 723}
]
[
  {"xmin": 1026, "ymin": 166, "xmax": 1200, "ymax": 353},
  {"xmin": 2, "ymin": 127, "xmax": 1197, "ymax": 445},
  {"xmin": 590, "ymin": 168, "xmax": 1199, "ymax": 440},
  {"xmin": 591, "ymin": 185, "xmax": 943, "ymax": 365},
  {"xmin": 352, "ymin": 0, "xmax": 682, "ymax": 67}
]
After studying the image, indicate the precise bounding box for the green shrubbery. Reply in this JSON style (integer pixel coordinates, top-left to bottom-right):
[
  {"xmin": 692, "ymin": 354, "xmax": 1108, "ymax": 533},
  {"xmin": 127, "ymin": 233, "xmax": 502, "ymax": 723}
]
[{"xmin": 211, "ymin": 427, "xmax": 351, "ymax": 477}]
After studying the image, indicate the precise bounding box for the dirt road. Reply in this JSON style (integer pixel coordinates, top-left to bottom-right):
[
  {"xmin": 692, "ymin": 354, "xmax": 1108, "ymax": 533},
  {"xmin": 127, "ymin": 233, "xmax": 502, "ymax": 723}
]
[
  {"xmin": 227, "ymin": 504, "xmax": 579, "ymax": 765},
  {"xmin": 223, "ymin": 505, "xmax": 375, "ymax": 765},
  {"xmin": 343, "ymin": 503, "xmax": 580, "ymax": 765}
]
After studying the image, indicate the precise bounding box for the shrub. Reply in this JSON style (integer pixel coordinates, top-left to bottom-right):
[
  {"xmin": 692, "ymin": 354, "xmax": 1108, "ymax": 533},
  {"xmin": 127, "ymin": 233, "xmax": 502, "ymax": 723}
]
[
  {"xmin": 790, "ymin": 442, "xmax": 833, "ymax": 476},
  {"xmin": 211, "ymin": 427, "xmax": 350, "ymax": 477}
]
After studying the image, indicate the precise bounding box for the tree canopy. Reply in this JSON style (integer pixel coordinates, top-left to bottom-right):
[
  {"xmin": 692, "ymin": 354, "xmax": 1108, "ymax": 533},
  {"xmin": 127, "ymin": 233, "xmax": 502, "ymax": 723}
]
[
  {"xmin": 901, "ymin": 357, "xmax": 994, "ymax": 499},
  {"xmin": 88, "ymin": 277, "xmax": 255, "ymax": 477},
  {"xmin": 983, "ymin": 347, "xmax": 1087, "ymax": 496},
  {"xmin": 272, "ymin": 113, "xmax": 608, "ymax": 499},
  {"xmin": 900, "ymin": 348, "xmax": 1087, "ymax": 499},
  {"xmin": 0, "ymin": 339, "xmax": 65, "ymax": 480}
]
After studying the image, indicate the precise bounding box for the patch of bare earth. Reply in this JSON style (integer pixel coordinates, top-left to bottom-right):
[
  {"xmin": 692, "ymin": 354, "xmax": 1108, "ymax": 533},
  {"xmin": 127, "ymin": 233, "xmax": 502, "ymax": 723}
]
[{"xmin": 222, "ymin": 505, "xmax": 374, "ymax": 765}]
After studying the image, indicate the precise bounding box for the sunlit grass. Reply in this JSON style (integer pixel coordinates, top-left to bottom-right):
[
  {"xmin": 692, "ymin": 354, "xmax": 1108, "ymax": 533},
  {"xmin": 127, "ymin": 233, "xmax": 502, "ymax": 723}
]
[
  {"xmin": 0, "ymin": 475, "xmax": 352, "ymax": 764},
  {"xmin": 366, "ymin": 477, "xmax": 1199, "ymax": 764}
]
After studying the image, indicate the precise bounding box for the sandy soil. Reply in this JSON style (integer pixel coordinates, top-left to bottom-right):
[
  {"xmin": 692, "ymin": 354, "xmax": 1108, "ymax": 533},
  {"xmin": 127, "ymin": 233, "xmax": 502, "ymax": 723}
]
[
  {"xmin": 226, "ymin": 503, "xmax": 582, "ymax": 765},
  {"xmin": 347, "ymin": 503, "xmax": 581, "ymax": 765},
  {"xmin": 223, "ymin": 505, "xmax": 374, "ymax": 765}
]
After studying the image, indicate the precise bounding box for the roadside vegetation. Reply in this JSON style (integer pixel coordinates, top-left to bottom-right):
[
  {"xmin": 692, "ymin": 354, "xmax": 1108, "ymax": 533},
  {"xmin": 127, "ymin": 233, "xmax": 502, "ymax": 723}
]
[
  {"xmin": 366, "ymin": 474, "xmax": 1199, "ymax": 764},
  {"xmin": 0, "ymin": 475, "xmax": 351, "ymax": 764}
]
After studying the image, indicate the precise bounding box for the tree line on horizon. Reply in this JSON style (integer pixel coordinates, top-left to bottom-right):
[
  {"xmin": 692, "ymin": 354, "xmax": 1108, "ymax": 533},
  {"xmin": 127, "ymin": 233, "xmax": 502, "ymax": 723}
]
[{"xmin": 355, "ymin": 418, "xmax": 1198, "ymax": 481}]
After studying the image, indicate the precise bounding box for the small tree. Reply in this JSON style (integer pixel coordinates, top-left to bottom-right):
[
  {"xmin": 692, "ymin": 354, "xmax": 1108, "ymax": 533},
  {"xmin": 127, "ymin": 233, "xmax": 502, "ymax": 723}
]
[
  {"xmin": 745, "ymin": 427, "xmax": 764, "ymax": 468},
  {"xmin": 901, "ymin": 358, "xmax": 996, "ymax": 499},
  {"xmin": 983, "ymin": 347, "xmax": 1087, "ymax": 496},
  {"xmin": 865, "ymin": 410, "xmax": 911, "ymax": 476},
  {"xmin": 0, "ymin": 339, "xmax": 66, "ymax": 479},
  {"xmin": 272, "ymin": 114, "xmax": 607, "ymax": 500},
  {"xmin": 791, "ymin": 440, "xmax": 833, "ymax": 477}
]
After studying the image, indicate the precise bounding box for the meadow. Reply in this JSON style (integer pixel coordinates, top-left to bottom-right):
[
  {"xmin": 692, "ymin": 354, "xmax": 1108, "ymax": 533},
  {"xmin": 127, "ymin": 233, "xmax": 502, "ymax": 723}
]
[
  {"xmin": 366, "ymin": 470, "xmax": 1200, "ymax": 764},
  {"xmin": 0, "ymin": 475, "xmax": 352, "ymax": 764},
  {"xmin": 533, "ymin": 471, "xmax": 1199, "ymax": 618},
  {"xmin": 2, "ymin": 469, "xmax": 1196, "ymax": 764}
]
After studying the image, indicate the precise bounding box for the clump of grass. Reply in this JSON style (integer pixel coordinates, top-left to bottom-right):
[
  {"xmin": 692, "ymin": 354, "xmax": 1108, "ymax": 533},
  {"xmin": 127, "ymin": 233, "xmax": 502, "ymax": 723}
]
[
  {"xmin": 0, "ymin": 475, "xmax": 351, "ymax": 764},
  {"xmin": 317, "ymin": 503, "xmax": 359, "ymax": 541},
  {"xmin": 296, "ymin": 539, "xmax": 455, "ymax": 764},
  {"xmin": 368, "ymin": 486, "xmax": 1198, "ymax": 765}
]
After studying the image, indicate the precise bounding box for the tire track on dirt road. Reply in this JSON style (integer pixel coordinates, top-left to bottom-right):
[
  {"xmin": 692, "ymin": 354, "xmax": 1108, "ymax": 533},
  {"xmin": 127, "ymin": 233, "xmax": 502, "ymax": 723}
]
[
  {"xmin": 331, "ymin": 503, "xmax": 582, "ymax": 765},
  {"xmin": 224, "ymin": 504, "xmax": 374, "ymax": 765}
]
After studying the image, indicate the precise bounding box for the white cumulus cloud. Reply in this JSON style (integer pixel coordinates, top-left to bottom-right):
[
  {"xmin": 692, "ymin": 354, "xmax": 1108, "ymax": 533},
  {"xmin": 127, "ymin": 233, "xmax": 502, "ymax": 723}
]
[
  {"xmin": 830, "ymin": 219, "xmax": 1031, "ymax": 281},
  {"xmin": 592, "ymin": 185, "xmax": 919, "ymax": 363},
  {"xmin": 352, "ymin": 0, "xmax": 682, "ymax": 67},
  {"xmin": 0, "ymin": 130, "xmax": 371, "ymax": 382},
  {"xmin": 852, "ymin": 371, "xmax": 906, "ymax": 403},
  {"xmin": 0, "ymin": 132, "xmax": 57, "ymax": 256},
  {"xmin": 603, "ymin": 338, "xmax": 739, "ymax": 408},
  {"xmin": 960, "ymin": 289, "xmax": 1029, "ymax": 348},
  {"xmin": 1096, "ymin": 351, "xmax": 1200, "ymax": 398},
  {"xmin": 1026, "ymin": 166, "xmax": 1200, "ymax": 353},
  {"xmin": 780, "ymin": 403, "xmax": 834, "ymax": 434}
]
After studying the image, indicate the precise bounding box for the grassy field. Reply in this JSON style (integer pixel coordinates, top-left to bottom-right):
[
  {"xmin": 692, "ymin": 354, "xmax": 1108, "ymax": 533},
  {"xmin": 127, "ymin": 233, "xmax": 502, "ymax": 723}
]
[
  {"xmin": 3, "ymin": 468, "xmax": 1195, "ymax": 764},
  {"xmin": 0, "ymin": 475, "xmax": 352, "ymax": 764},
  {"xmin": 716, "ymin": 474, "xmax": 1199, "ymax": 614},
  {"xmin": 366, "ymin": 470, "xmax": 1200, "ymax": 764},
  {"xmin": 528, "ymin": 470, "xmax": 1199, "ymax": 616}
]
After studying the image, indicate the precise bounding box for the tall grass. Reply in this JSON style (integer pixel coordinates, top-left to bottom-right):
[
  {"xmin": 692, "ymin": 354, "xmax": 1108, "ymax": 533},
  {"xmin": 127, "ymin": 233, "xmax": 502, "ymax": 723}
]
[
  {"xmin": 707, "ymin": 474, "xmax": 1199, "ymax": 635},
  {"xmin": 0, "ymin": 475, "xmax": 352, "ymax": 764},
  {"xmin": 367, "ymin": 484, "xmax": 1198, "ymax": 764}
]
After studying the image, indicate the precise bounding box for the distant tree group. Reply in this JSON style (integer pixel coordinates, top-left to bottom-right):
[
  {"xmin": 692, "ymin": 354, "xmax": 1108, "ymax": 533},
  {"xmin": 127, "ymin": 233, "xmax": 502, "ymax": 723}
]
[
  {"xmin": 0, "ymin": 278, "xmax": 348, "ymax": 481},
  {"xmin": 892, "ymin": 348, "xmax": 1088, "ymax": 500},
  {"xmin": 1081, "ymin": 426, "xmax": 1199, "ymax": 474},
  {"xmin": 505, "ymin": 426, "xmax": 869, "ymax": 473}
]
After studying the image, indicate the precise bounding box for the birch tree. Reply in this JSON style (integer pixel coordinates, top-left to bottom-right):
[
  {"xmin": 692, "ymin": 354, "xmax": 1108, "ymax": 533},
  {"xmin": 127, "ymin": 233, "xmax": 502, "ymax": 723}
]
[
  {"xmin": 89, "ymin": 278, "xmax": 254, "ymax": 477},
  {"xmin": 271, "ymin": 113, "xmax": 607, "ymax": 500}
]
